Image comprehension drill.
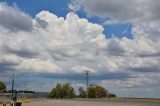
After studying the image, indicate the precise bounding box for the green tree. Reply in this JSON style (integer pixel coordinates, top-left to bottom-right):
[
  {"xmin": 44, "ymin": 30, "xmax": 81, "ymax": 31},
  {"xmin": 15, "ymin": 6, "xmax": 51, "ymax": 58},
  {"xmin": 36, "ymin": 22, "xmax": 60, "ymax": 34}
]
[
  {"xmin": 48, "ymin": 83, "xmax": 75, "ymax": 98},
  {"xmin": 0, "ymin": 81, "xmax": 6, "ymax": 92},
  {"xmin": 107, "ymin": 93, "xmax": 117, "ymax": 98},
  {"xmin": 78, "ymin": 85, "xmax": 116, "ymax": 98},
  {"xmin": 88, "ymin": 85, "xmax": 108, "ymax": 98}
]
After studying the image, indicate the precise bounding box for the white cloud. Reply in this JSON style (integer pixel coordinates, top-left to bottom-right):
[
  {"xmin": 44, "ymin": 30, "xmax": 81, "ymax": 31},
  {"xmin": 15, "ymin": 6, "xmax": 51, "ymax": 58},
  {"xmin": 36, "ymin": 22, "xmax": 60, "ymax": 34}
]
[
  {"xmin": 68, "ymin": 0, "xmax": 82, "ymax": 12},
  {"xmin": 71, "ymin": 65, "xmax": 95, "ymax": 73},
  {"xmin": 67, "ymin": 0, "xmax": 160, "ymax": 96},
  {"xmin": 0, "ymin": 4, "xmax": 107, "ymax": 74},
  {"xmin": 0, "ymin": 2, "xmax": 160, "ymax": 97},
  {"xmin": 0, "ymin": 54, "xmax": 22, "ymax": 65},
  {"xmin": 0, "ymin": 3, "xmax": 33, "ymax": 32},
  {"xmin": 69, "ymin": 0, "xmax": 160, "ymax": 49},
  {"xmin": 16, "ymin": 58, "xmax": 62, "ymax": 73},
  {"xmin": 69, "ymin": 0, "xmax": 160, "ymax": 23}
]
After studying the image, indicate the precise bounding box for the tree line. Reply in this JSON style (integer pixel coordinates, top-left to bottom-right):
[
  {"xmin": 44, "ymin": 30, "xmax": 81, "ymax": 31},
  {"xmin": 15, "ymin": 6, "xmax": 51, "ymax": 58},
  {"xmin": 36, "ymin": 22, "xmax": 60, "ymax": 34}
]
[
  {"xmin": 0, "ymin": 81, "xmax": 35, "ymax": 93},
  {"xmin": 0, "ymin": 81, "xmax": 116, "ymax": 98},
  {"xmin": 48, "ymin": 83, "xmax": 116, "ymax": 98}
]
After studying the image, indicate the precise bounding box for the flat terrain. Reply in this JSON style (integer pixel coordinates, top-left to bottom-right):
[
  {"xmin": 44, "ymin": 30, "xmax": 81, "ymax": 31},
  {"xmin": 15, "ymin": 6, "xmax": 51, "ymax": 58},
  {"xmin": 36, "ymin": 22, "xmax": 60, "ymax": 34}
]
[{"xmin": 23, "ymin": 98, "xmax": 160, "ymax": 106}]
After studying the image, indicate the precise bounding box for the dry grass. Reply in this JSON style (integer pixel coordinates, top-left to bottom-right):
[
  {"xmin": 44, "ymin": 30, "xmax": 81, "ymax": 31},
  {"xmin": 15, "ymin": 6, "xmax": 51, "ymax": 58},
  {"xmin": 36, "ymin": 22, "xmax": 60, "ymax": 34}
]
[
  {"xmin": 0, "ymin": 99, "xmax": 32, "ymax": 104},
  {"xmin": 110, "ymin": 97, "xmax": 160, "ymax": 103}
]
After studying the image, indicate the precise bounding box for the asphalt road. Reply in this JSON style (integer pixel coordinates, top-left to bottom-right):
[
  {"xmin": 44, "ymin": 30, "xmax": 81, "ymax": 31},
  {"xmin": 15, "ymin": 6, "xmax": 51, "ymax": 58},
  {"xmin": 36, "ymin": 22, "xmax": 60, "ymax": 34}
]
[{"xmin": 23, "ymin": 99, "xmax": 160, "ymax": 106}]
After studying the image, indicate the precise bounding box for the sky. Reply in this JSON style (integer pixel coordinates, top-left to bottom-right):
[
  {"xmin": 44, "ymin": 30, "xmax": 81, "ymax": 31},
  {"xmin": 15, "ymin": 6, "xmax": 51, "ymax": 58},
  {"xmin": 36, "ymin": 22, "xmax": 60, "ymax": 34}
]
[{"xmin": 0, "ymin": 0, "xmax": 160, "ymax": 98}]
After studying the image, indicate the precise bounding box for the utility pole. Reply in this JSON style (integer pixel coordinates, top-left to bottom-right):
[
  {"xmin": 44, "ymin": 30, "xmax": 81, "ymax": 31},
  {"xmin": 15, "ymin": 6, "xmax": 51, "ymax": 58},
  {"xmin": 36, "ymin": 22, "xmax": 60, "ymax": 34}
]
[
  {"xmin": 11, "ymin": 73, "xmax": 16, "ymax": 106},
  {"xmin": 11, "ymin": 73, "xmax": 14, "ymax": 100},
  {"xmin": 85, "ymin": 70, "xmax": 89, "ymax": 98}
]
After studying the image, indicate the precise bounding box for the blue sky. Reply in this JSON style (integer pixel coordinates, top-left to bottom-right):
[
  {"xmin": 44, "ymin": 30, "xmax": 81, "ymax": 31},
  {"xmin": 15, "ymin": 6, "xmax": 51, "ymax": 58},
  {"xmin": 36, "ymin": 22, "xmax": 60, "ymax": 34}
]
[
  {"xmin": 3, "ymin": 0, "xmax": 70, "ymax": 17},
  {"xmin": 0, "ymin": 0, "xmax": 160, "ymax": 98},
  {"xmin": 3, "ymin": 0, "xmax": 133, "ymax": 39}
]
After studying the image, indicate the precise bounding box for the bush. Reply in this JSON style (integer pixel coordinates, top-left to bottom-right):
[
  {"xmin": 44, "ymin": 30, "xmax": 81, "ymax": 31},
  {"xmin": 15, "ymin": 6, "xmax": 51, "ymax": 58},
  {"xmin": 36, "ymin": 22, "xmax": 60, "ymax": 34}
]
[
  {"xmin": 48, "ymin": 83, "xmax": 75, "ymax": 98},
  {"xmin": 88, "ymin": 85, "xmax": 108, "ymax": 98},
  {"xmin": 0, "ymin": 81, "xmax": 6, "ymax": 92},
  {"xmin": 78, "ymin": 85, "xmax": 117, "ymax": 98},
  {"xmin": 107, "ymin": 93, "xmax": 117, "ymax": 98}
]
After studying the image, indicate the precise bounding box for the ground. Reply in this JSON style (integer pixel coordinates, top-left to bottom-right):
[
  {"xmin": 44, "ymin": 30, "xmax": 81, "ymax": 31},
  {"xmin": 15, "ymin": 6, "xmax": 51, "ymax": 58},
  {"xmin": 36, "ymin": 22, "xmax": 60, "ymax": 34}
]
[
  {"xmin": 1, "ymin": 98, "xmax": 160, "ymax": 106},
  {"xmin": 23, "ymin": 98, "xmax": 160, "ymax": 106}
]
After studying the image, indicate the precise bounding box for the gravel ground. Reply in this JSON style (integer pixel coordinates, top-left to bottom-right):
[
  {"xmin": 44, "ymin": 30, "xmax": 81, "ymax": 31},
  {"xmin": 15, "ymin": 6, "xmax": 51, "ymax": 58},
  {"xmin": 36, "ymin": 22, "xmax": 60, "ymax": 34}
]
[{"xmin": 23, "ymin": 99, "xmax": 159, "ymax": 106}]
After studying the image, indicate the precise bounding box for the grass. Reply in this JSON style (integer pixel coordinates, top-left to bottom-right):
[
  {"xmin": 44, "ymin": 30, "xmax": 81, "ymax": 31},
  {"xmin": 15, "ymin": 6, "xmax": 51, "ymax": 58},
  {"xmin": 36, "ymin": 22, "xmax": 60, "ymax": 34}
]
[
  {"xmin": 0, "ymin": 100, "xmax": 10, "ymax": 104},
  {"xmin": 110, "ymin": 97, "xmax": 160, "ymax": 103},
  {"xmin": 0, "ymin": 99, "xmax": 32, "ymax": 104}
]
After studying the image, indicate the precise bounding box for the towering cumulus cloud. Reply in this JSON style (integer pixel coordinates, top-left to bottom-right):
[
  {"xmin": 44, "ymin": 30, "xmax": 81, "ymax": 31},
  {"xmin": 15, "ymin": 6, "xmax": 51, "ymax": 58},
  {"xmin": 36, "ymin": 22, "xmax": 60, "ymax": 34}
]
[
  {"xmin": 0, "ymin": 3, "xmax": 107, "ymax": 74},
  {"xmin": 0, "ymin": 2, "xmax": 160, "ymax": 97},
  {"xmin": 68, "ymin": 0, "xmax": 160, "ymax": 97}
]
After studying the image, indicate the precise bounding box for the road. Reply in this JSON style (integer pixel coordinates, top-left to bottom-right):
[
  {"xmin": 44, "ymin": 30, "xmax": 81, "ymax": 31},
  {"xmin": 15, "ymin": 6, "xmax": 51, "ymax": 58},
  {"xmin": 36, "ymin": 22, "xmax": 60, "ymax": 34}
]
[{"xmin": 23, "ymin": 99, "xmax": 160, "ymax": 106}]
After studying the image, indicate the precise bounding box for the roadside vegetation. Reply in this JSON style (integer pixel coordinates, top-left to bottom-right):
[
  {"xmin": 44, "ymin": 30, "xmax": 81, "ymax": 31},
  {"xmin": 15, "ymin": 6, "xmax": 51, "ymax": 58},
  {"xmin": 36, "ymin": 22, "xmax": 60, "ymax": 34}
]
[
  {"xmin": 48, "ymin": 83, "xmax": 116, "ymax": 98},
  {"xmin": 48, "ymin": 83, "xmax": 75, "ymax": 98},
  {"xmin": 0, "ymin": 81, "xmax": 6, "ymax": 92},
  {"xmin": 0, "ymin": 81, "xmax": 116, "ymax": 99}
]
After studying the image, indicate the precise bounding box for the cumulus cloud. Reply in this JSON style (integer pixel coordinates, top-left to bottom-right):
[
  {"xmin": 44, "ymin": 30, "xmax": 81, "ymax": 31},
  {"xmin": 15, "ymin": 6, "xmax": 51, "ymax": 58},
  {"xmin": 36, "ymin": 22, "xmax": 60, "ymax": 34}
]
[
  {"xmin": 0, "ymin": 3, "xmax": 33, "ymax": 32},
  {"xmin": 69, "ymin": 0, "xmax": 160, "ymax": 23},
  {"xmin": 69, "ymin": 0, "xmax": 160, "ymax": 44},
  {"xmin": 68, "ymin": 0, "xmax": 160, "ymax": 97},
  {"xmin": 0, "ymin": 2, "xmax": 160, "ymax": 97},
  {"xmin": 68, "ymin": 0, "xmax": 160, "ymax": 60},
  {"xmin": 0, "ymin": 3, "xmax": 107, "ymax": 75}
]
